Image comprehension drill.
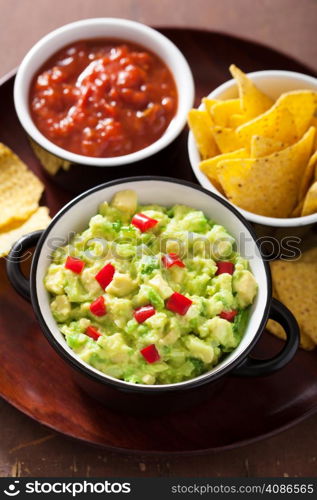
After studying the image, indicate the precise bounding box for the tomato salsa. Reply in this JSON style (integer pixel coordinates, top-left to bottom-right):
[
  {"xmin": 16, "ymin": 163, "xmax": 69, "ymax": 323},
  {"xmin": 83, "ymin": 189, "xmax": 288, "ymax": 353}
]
[{"xmin": 29, "ymin": 39, "xmax": 178, "ymax": 158}]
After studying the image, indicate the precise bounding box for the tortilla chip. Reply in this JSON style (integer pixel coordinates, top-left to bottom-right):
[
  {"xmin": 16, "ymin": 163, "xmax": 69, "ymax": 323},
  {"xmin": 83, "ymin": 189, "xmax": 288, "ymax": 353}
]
[
  {"xmin": 276, "ymin": 90, "xmax": 317, "ymax": 138},
  {"xmin": 267, "ymin": 319, "xmax": 315, "ymax": 350},
  {"xmin": 229, "ymin": 64, "xmax": 274, "ymax": 119},
  {"xmin": 300, "ymin": 247, "xmax": 317, "ymax": 263},
  {"xmin": 29, "ymin": 138, "xmax": 71, "ymax": 175},
  {"xmin": 236, "ymin": 104, "xmax": 297, "ymax": 146},
  {"xmin": 229, "ymin": 113, "xmax": 247, "ymax": 128},
  {"xmin": 202, "ymin": 98, "xmax": 218, "ymax": 117},
  {"xmin": 199, "ymin": 148, "xmax": 248, "ymax": 193},
  {"xmin": 291, "ymin": 199, "xmax": 304, "ymax": 218},
  {"xmin": 311, "ymin": 116, "xmax": 317, "ymax": 128},
  {"xmin": 212, "ymin": 126, "xmax": 244, "ymax": 153},
  {"xmin": 217, "ymin": 158, "xmax": 253, "ymax": 205},
  {"xmin": 188, "ymin": 109, "xmax": 219, "ymax": 159},
  {"xmin": 301, "ymin": 180, "xmax": 317, "ymax": 216},
  {"xmin": 311, "ymin": 117, "xmax": 317, "ymax": 149},
  {"xmin": 217, "ymin": 127, "xmax": 315, "ymax": 217},
  {"xmin": 0, "ymin": 207, "xmax": 51, "ymax": 258},
  {"xmin": 298, "ymin": 149, "xmax": 317, "ymax": 201},
  {"xmin": 250, "ymin": 135, "xmax": 286, "ymax": 158},
  {"xmin": 0, "ymin": 143, "xmax": 44, "ymax": 229},
  {"xmin": 269, "ymin": 249, "xmax": 317, "ymax": 345},
  {"xmin": 209, "ymin": 99, "xmax": 241, "ymax": 127}
]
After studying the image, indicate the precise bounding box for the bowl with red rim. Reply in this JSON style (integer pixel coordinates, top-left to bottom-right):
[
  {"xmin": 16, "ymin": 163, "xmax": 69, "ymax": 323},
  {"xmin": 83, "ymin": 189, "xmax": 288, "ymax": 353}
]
[
  {"xmin": 6, "ymin": 177, "xmax": 299, "ymax": 414},
  {"xmin": 14, "ymin": 18, "xmax": 194, "ymax": 172}
]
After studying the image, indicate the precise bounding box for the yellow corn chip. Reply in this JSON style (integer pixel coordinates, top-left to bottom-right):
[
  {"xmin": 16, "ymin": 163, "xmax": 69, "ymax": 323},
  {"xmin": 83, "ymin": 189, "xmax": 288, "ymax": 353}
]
[
  {"xmin": 188, "ymin": 64, "xmax": 317, "ymax": 221},
  {"xmin": 275, "ymin": 90, "xmax": 317, "ymax": 137},
  {"xmin": 229, "ymin": 113, "xmax": 247, "ymax": 128},
  {"xmin": 212, "ymin": 126, "xmax": 244, "ymax": 153},
  {"xmin": 188, "ymin": 109, "xmax": 219, "ymax": 159},
  {"xmin": 0, "ymin": 143, "xmax": 44, "ymax": 229},
  {"xmin": 269, "ymin": 250, "xmax": 317, "ymax": 345},
  {"xmin": 236, "ymin": 104, "xmax": 296, "ymax": 146},
  {"xmin": 30, "ymin": 139, "xmax": 70, "ymax": 175},
  {"xmin": 202, "ymin": 98, "xmax": 218, "ymax": 117},
  {"xmin": 229, "ymin": 64, "xmax": 274, "ymax": 119},
  {"xmin": 300, "ymin": 247, "xmax": 317, "ymax": 263},
  {"xmin": 217, "ymin": 127, "xmax": 315, "ymax": 217},
  {"xmin": 217, "ymin": 157, "xmax": 252, "ymax": 200},
  {"xmin": 250, "ymin": 135, "xmax": 286, "ymax": 158},
  {"xmin": 209, "ymin": 99, "xmax": 241, "ymax": 127},
  {"xmin": 199, "ymin": 148, "xmax": 248, "ymax": 192},
  {"xmin": 291, "ymin": 199, "xmax": 304, "ymax": 218},
  {"xmin": 267, "ymin": 268, "xmax": 315, "ymax": 350},
  {"xmin": 311, "ymin": 117, "xmax": 317, "ymax": 149},
  {"xmin": 298, "ymin": 149, "xmax": 317, "ymax": 201},
  {"xmin": 301, "ymin": 180, "xmax": 317, "ymax": 216},
  {"xmin": 0, "ymin": 207, "xmax": 51, "ymax": 258},
  {"xmin": 311, "ymin": 116, "xmax": 317, "ymax": 128},
  {"xmin": 267, "ymin": 319, "xmax": 315, "ymax": 350}
]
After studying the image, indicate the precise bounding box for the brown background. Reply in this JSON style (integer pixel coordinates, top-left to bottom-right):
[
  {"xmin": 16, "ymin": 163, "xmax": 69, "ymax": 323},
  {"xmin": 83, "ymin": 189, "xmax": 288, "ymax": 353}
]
[{"xmin": 0, "ymin": 0, "xmax": 317, "ymax": 478}]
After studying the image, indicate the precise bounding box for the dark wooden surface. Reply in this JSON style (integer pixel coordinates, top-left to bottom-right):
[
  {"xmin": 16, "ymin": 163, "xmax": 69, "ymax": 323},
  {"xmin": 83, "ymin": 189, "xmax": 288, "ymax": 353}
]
[
  {"xmin": 1, "ymin": 31, "xmax": 317, "ymax": 457},
  {"xmin": 1, "ymin": 400, "xmax": 317, "ymax": 477},
  {"xmin": 1, "ymin": 0, "xmax": 317, "ymax": 478}
]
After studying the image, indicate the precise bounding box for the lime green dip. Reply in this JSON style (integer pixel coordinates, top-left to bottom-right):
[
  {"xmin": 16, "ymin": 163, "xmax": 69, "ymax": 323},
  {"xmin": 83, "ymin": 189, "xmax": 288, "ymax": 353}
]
[{"xmin": 44, "ymin": 190, "xmax": 257, "ymax": 385}]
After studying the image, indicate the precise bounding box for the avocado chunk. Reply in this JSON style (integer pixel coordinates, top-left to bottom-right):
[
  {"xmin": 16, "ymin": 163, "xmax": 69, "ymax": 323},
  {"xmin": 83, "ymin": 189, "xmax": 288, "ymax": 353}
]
[
  {"xmin": 184, "ymin": 335, "xmax": 214, "ymax": 364},
  {"xmin": 148, "ymin": 274, "xmax": 173, "ymax": 299},
  {"xmin": 111, "ymin": 190, "xmax": 137, "ymax": 215},
  {"xmin": 44, "ymin": 265, "xmax": 65, "ymax": 295},
  {"xmin": 206, "ymin": 316, "xmax": 237, "ymax": 349},
  {"xmin": 106, "ymin": 273, "xmax": 137, "ymax": 297},
  {"xmin": 51, "ymin": 294, "xmax": 71, "ymax": 322},
  {"xmin": 233, "ymin": 270, "xmax": 258, "ymax": 308}
]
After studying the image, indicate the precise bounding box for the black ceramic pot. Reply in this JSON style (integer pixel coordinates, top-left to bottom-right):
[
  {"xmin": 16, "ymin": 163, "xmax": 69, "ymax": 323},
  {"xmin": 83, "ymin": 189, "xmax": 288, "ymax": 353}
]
[{"xmin": 6, "ymin": 177, "xmax": 299, "ymax": 414}]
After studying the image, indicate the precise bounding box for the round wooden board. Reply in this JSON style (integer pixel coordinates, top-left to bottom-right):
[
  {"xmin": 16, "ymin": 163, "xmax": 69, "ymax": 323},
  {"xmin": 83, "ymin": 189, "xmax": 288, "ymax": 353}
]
[{"xmin": 0, "ymin": 28, "xmax": 316, "ymax": 454}]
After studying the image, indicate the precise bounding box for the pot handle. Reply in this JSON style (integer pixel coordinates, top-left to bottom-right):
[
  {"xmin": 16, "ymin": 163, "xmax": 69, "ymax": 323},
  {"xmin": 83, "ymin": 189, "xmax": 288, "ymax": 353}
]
[
  {"xmin": 6, "ymin": 230, "xmax": 43, "ymax": 302},
  {"xmin": 233, "ymin": 298, "xmax": 299, "ymax": 377}
]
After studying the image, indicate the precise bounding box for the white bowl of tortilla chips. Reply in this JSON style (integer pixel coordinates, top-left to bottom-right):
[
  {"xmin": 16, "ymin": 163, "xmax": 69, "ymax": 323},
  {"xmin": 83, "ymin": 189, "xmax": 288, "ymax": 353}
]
[{"xmin": 188, "ymin": 66, "xmax": 317, "ymax": 227}]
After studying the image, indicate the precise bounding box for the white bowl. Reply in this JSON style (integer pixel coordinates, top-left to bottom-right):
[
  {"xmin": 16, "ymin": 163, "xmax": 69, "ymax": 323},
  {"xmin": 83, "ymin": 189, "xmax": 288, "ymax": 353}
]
[
  {"xmin": 188, "ymin": 70, "xmax": 317, "ymax": 227},
  {"xmin": 14, "ymin": 18, "xmax": 195, "ymax": 167}
]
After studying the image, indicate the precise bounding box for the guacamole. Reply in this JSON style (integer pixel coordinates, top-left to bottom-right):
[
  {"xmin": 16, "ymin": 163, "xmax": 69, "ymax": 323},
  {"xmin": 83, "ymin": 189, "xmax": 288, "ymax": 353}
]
[{"xmin": 44, "ymin": 190, "xmax": 258, "ymax": 385}]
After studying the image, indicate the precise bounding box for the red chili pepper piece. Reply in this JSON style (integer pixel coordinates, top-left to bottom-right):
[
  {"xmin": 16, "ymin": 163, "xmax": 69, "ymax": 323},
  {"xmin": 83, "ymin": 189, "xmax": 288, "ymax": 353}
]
[
  {"xmin": 215, "ymin": 261, "xmax": 234, "ymax": 275},
  {"xmin": 95, "ymin": 263, "xmax": 115, "ymax": 289},
  {"xmin": 131, "ymin": 213, "xmax": 158, "ymax": 232},
  {"xmin": 90, "ymin": 296, "xmax": 107, "ymax": 317},
  {"xmin": 162, "ymin": 253, "xmax": 185, "ymax": 268},
  {"xmin": 140, "ymin": 344, "xmax": 160, "ymax": 363},
  {"xmin": 134, "ymin": 305, "xmax": 156, "ymax": 323},
  {"xmin": 219, "ymin": 310, "xmax": 238, "ymax": 322},
  {"xmin": 166, "ymin": 292, "xmax": 192, "ymax": 315},
  {"xmin": 65, "ymin": 256, "xmax": 85, "ymax": 274},
  {"xmin": 85, "ymin": 325, "xmax": 102, "ymax": 341}
]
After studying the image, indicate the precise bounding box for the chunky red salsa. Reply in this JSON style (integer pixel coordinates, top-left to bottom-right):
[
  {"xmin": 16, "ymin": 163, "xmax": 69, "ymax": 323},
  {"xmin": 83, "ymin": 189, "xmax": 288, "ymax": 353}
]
[{"xmin": 29, "ymin": 39, "xmax": 178, "ymax": 158}]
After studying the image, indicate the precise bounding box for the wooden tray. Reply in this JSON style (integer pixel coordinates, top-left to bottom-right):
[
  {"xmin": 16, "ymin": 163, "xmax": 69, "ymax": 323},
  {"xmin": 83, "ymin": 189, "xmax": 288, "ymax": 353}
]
[{"xmin": 0, "ymin": 28, "xmax": 316, "ymax": 454}]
